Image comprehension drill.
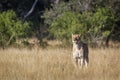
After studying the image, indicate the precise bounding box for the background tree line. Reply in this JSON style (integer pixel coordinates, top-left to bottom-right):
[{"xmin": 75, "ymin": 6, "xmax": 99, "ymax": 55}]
[{"xmin": 0, "ymin": 0, "xmax": 120, "ymax": 48}]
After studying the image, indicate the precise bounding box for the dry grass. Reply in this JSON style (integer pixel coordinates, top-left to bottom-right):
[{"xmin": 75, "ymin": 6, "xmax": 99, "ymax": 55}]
[{"xmin": 0, "ymin": 46, "xmax": 120, "ymax": 80}]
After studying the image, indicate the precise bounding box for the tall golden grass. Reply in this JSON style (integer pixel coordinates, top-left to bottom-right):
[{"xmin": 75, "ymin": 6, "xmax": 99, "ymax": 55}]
[{"xmin": 0, "ymin": 46, "xmax": 120, "ymax": 80}]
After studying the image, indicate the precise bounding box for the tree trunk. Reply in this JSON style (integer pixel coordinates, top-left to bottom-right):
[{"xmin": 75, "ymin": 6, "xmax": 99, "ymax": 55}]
[
  {"xmin": 105, "ymin": 26, "xmax": 115, "ymax": 47},
  {"xmin": 105, "ymin": 34, "xmax": 111, "ymax": 47},
  {"xmin": 53, "ymin": 0, "xmax": 59, "ymax": 4}
]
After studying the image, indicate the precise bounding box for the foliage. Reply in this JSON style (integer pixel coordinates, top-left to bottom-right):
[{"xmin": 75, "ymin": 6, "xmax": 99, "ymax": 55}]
[
  {"xmin": 47, "ymin": 7, "xmax": 112, "ymax": 45},
  {"xmin": 0, "ymin": 0, "xmax": 120, "ymax": 47},
  {"xmin": 42, "ymin": 2, "xmax": 71, "ymax": 25},
  {"xmin": 50, "ymin": 11, "xmax": 81, "ymax": 41},
  {"xmin": 0, "ymin": 10, "xmax": 30, "ymax": 48},
  {"xmin": 86, "ymin": 8, "xmax": 111, "ymax": 44}
]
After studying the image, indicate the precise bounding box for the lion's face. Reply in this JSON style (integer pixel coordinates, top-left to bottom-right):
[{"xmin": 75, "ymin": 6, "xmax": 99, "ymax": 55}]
[{"xmin": 72, "ymin": 34, "xmax": 81, "ymax": 44}]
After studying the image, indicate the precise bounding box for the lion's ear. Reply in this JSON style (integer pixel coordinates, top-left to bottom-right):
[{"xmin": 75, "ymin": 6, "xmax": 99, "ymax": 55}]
[
  {"xmin": 71, "ymin": 34, "xmax": 73, "ymax": 39},
  {"xmin": 78, "ymin": 34, "xmax": 81, "ymax": 37},
  {"xmin": 71, "ymin": 34, "xmax": 74, "ymax": 41},
  {"xmin": 72, "ymin": 34, "xmax": 74, "ymax": 37}
]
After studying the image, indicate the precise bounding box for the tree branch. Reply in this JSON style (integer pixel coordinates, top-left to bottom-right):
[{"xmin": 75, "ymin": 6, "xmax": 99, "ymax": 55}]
[
  {"xmin": 77, "ymin": 0, "xmax": 82, "ymax": 6},
  {"xmin": 23, "ymin": 0, "xmax": 38, "ymax": 21}
]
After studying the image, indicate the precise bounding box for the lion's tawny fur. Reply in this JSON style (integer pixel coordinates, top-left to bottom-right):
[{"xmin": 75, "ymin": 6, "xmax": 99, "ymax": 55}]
[{"xmin": 72, "ymin": 34, "xmax": 89, "ymax": 68}]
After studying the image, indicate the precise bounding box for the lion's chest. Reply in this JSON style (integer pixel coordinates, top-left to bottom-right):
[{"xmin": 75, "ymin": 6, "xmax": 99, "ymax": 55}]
[{"xmin": 73, "ymin": 44, "xmax": 83, "ymax": 59}]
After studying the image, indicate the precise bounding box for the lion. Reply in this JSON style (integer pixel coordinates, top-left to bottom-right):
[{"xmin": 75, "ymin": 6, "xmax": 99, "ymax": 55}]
[{"xmin": 72, "ymin": 34, "xmax": 89, "ymax": 68}]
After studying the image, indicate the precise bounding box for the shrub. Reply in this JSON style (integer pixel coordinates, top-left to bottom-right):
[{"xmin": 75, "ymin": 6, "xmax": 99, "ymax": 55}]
[
  {"xmin": 0, "ymin": 10, "xmax": 30, "ymax": 48},
  {"xmin": 49, "ymin": 8, "xmax": 112, "ymax": 46}
]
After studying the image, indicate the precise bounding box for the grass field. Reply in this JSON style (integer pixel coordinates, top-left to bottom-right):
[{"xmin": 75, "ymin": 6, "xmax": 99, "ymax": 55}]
[{"xmin": 0, "ymin": 46, "xmax": 120, "ymax": 80}]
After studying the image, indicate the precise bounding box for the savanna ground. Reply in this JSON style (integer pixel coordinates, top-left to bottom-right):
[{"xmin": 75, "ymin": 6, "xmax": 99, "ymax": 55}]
[{"xmin": 0, "ymin": 41, "xmax": 120, "ymax": 80}]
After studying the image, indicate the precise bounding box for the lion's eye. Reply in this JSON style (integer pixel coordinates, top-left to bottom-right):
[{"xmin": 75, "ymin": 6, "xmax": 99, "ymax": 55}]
[
  {"xmin": 77, "ymin": 37, "xmax": 81, "ymax": 40},
  {"xmin": 75, "ymin": 38, "xmax": 78, "ymax": 40}
]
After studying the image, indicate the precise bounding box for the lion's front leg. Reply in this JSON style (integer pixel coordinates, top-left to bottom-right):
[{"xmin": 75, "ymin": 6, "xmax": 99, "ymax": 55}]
[
  {"xmin": 78, "ymin": 58, "xmax": 83, "ymax": 68},
  {"xmin": 73, "ymin": 57, "xmax": 78, "ymax": 68}
]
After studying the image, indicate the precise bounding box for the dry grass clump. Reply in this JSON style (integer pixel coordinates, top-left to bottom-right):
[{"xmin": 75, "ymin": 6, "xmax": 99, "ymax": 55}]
[{"xmin": 0, "ymin": 47, "xmax": 120, "ymax": 80}]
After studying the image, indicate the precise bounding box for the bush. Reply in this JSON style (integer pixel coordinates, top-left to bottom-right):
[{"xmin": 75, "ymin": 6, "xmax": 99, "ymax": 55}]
[
  {"xmin": 49, "ymin": 8, "xmax": 112, "ymax": 46},
  {"xmin": 0, "ymin": 10, "xmax": 30, "ymax": 48},
  {"xmin": 43, "ymin": 1, "xmax": 115, "ymax": 46},
  {"xmin": 50, "ymin": 12, "xmax": 81, "ymax": 41}
]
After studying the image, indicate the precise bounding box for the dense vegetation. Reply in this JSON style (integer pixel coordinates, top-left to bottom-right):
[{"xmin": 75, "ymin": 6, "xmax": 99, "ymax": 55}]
[{"xmin": 0, "ymin": 0, "xmax": 120, "ymax": 48}]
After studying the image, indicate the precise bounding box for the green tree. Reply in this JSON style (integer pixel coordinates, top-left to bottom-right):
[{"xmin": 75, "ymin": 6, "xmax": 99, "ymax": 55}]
[
  {"xmin": 46, "ymin": 7, "xmax": 113, "ymax": 47},
  {"xmin": 0, "ymin": 10, "xmax": 30, "ymax": 48},
  {"xmin": 50, "ymin": 11, "xmax": 81, "ymax": 42},
  {"xmin": 86, "ymin": 8, "xmax": 111, "ymax": 46}
]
